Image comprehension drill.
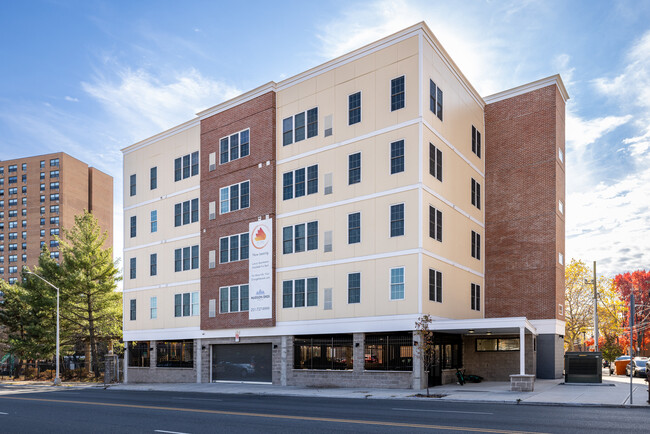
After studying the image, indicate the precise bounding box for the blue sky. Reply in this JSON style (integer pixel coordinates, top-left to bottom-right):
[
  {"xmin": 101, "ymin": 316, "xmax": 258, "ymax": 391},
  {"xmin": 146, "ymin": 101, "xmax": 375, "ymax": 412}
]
[{"xmin": 1, "ymin": 0, "xmax": 649, "ymax": 277}]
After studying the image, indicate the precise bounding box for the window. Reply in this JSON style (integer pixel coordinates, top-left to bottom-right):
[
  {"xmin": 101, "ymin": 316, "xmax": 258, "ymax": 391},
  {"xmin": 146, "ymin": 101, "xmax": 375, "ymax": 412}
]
[
  {"xmin": 219, "ymin": 285, "xmax": 249, "ymax": 313},
  {"xmin": 174, "ymin": 198, "xmax": 199, "ymax": 226},
  {"xmin": 50, "ymin": 205, "xmax": 59, "ymax": 214},
  {"xmin": 282, "ymin": 278, "xmax": 318, "ymax": 308},
  {"xmin": 219, "ymin": 180, "xmax": 250, "ymax": 214},
  {"xmin": 559, "ymin": 252, "xmax": 564, "ymax": 265},
  {"xmin": 8, "ymin": 176, "xmax": 17, "ymax": 184},
  {"xmin": 50, "ymin": 170, "xmax": 59, "ymax": 179},
  {"xmin": 220, "ymin": 129, "xmax": 250, "ymax": 164},
  {"xmin": 558, "ymin": 148, "xmax": 564, "ymax": 163},
  {"xmin": 429, "ymin": 269, "xmax": 442, "ymax": 302},
  {"xmin": 129, "ymin": 257, "xmax": 136, "ymax": 279},
  {"xmin": 390, "ymin": 267, "xmax": 405, "ymax": 300},
  {"xmin": 130, "ymin": 216, "xmax": 136, "ymax": 238},
  {"xmin": 150, "ymin": 167, "xmax": 157, "ymax": 190},
  {"xmin": 50, "ymin": 216, "xmax": 59, "ymax": 225},
  {"xmin": 9, "ymin": 198, "xmax": 17, "ymax": 206},
  {"xmin": 8, "ymin": 187, "xmax": 17, "ymax": 195},
  {"xmin": 476, "ymin": 338, "xmax": 519, "ymax": 352},
  {"xmin": 348, "ymin": 92, "xmax": 361, "ymax": 125},
  {"xmin": 49, "ymin": 240, "xmax": 58, "ymax": 248},
  {"xmin": 283, "ymin": 108, "xmax": 318, "ymax": 146},
  {"xmin": 174, "ymin": 151, "xmax": 199, "ymax": 181},
  {"xmin": 364, "ymin": 333, "xmax": 413, "ymax": 371},
  {"xmin": 157, "ymin": 340, "xmax": 193, "ymax": 368},
  {"xmin": 40, "ymin": 229, "xmax": 45, "ymax": 237},
  {"xmin": 471, "ymin": 178, "xmax": 481, "ymax": 210},
  {"xmin": 471, "ymin": 231, "xmax": 481, "ymax": 260},
  {"xmin": 21, "ymin": 186, "xmax": 26, "ymax": 193},
  {"xmin": 150, "ymin": 297, "xmax": 157, "ymax": 319},
  {"xmin": 50, "ymin": 158, "xmax": 59, "ymax": 167},
  {"xmin": 21, "ymin": 174, "xmax": 26, "ymax": 183},
  {"xmin": 8, "ymin": 165, "xmax": 16, "ymax": 172},
  {"xmin": 282, "ymin": 221, "xmax": 318, "ymax": 254},
  {"xmin": 50, "ymin": 228, "xmax": 59, "ymax": 236},
  {"xmin": 209, "ymin": 201, "xmax": 216, "ymax": 220},
  {"xmin": 150, "ymin": 210, "xmax": 157, "ymax": 233},
  {"xmin": 390, "ymin": 140, "xmax": 404, "ymax": 174},
  {"xmin": 219, "ymin": 232, "xmax": 249, "ymax": 263},
  {"xmin": 429, "ymin": 79, "xmax": 443, "ymax": 121},
  {"xmin": 150, "ymin": 253, "xmax": 157, "ymax": 276},
  {"xmin": 174, "ymin": 245, "xmax": 199, "ymax": 272},
  {"xmin": 429, "ymin": 143, "xmax": 442, "ymax": 181},
  {"xmin": 390, "ymin": 204, "xmax": 404, "ymax": 237},
  {"xmin": 174, "ymin": 292, "xmax": 200, "ymax": 317},
  {"xmin": 129, "ymin": 299, "xmax": 136, "ymax": 320},
  {"xmin": 391, "ymin": 76, "xmax": 405, "ymax": 111},
  {"xmin": 348, "ymin": 212, "xmax": 361, "ymax": 244},
  {"xmin": 21, "ymin": 163, "xmax": 26, "ymax": 171},
  {"xmin": 50, "ymin": 194, "xmax": 59, "ymax": 201},
  {"xmin": 294, "ymin": 335, "xmax": 353, "ymax": 370},
  {"xmin": 471, "ymin": 283, "xmax": 481, "ymax": 311},
  {"xmin": 429, "ymin": 206, "xmax": 442, "ymax": 242},
  {"xmin": 283, "ymin": 165, "xmax": 318, "ymax": 200},
  {"xmin": 471, "ymin": 126, "xmax": 481, "ymax": 158},
  {"xmin": 128, "ymin": 341, "xmax": 150, "ymax": 367},
  {"xmin": 129, "ymin": 174, "xmax": 136, "ymax": 197},
  {"xmin": 40, "ymin": 195, "xmax": 44, "ymax": 203},
  {"xmin": 39, "ymin": 160, "xmax": 44, "ymax": 169},
  {"xmin": 209, "ymin": 299, "xmax": 216, "ymax": 317},
  {"xmin": 348, "ymin": 153, "xmax": 361, "ymax": 185},
  {"xmin": 559, "ymin": 200, "xmax": 564, "ymax": 215},
  {"xmin": 348, "ymin": 273, "xmax": 360, "ymax": 304}
]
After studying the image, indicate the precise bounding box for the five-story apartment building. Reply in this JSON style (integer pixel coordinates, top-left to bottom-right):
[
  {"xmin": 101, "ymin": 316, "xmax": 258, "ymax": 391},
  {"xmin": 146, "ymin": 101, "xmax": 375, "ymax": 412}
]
[{"xmin": 122, "ymin": 22, "xmax": 567, "ymax": 388}]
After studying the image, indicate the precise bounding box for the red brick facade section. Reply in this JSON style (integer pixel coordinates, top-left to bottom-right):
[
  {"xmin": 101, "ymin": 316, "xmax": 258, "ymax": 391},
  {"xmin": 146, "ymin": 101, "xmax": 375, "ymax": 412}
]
[
  {"xmin": 200, "ymin": 91, "xmax": 276, "ymax": 330},
  {"xmin": 484, "ymin": 85, "xmax": 566, "ymax": 320}
]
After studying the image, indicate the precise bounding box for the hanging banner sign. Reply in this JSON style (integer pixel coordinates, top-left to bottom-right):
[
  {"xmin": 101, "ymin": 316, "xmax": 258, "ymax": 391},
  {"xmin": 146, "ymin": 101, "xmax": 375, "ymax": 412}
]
[{"xmin": 248, "ymin": 218, "xmax": 273, "ymax": 320}]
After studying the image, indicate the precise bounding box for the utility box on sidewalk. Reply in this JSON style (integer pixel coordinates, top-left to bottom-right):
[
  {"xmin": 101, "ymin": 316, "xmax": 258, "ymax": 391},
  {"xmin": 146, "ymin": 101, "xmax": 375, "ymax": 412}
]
[{"xmin": 564, "ymin": 352, "xmax": 602, "ymax": 383}]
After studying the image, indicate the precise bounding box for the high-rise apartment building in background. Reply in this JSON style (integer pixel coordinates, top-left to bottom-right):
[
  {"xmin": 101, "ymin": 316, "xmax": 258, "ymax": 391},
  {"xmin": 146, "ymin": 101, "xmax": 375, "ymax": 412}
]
[
  {"xmin": 122, "ymin": 22, "xmax": 567, "ymax": 389},
  {"xmin": 0, "ymin": 152, "xmax": 113, "ymax": 284}
]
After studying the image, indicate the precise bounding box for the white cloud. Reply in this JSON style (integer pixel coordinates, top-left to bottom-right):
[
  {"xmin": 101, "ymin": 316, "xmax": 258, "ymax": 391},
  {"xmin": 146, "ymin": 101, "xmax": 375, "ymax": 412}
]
[
  {"xmin": 565, "ymin": 110, "xmax": 631, "ymax": 151},
  {"xmin": 82, "ymin": 66, "xmax": 241, "ymax": 142},
  {"xmin": 64, "ymin": 96, "xmax": 79, "ymax": 102}
]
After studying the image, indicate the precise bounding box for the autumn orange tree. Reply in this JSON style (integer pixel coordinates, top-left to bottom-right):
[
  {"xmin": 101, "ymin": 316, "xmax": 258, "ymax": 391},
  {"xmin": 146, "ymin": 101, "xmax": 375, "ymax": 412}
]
[{"xmin": 613, "ymin": 270, "xmax": 650, "ymax": 355}]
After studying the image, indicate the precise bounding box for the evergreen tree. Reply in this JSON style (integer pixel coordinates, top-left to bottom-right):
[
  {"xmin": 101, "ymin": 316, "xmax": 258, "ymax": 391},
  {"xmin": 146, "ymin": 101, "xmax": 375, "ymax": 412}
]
[{"xmin": 57, "ymin": 211, "xmax": 121, "ymax": 376}]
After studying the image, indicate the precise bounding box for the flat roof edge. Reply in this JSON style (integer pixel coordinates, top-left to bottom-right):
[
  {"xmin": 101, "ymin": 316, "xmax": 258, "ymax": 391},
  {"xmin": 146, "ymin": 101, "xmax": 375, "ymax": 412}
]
[{"xmin": 483, "ymin": 74, "xmax": 570, "ymax": 104}]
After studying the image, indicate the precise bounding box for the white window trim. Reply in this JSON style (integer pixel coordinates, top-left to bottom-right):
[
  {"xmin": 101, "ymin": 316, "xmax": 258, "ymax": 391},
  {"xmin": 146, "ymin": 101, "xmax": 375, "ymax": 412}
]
[
  {"xmin": 283, "ymin": 220, "xmax": 319, "ymax": 254},
  {"xmin": 219, "ymin": 284, "xmax": 249, "ymax": 313},
  {"xmin": 390, "ymin": 75, "xmax": 406, "ymax": 112},
  {"xmin": 389, "ymin": 202, "xmax": 405, "ymax": 238},
  {"xmin": 282, "ymin": 277, "xmax": 319, "ymax": 309},
  {"xmin": 348, "ymin": 151, "xmax": 362, "ymax": 185},
  {"xmin": 347, "ymin": 211, "xmax": 362, "ymax": 244},
  {"xmin": 388, "ymin": 138, "xmax": 406, "ymax": 175},
  {"xmin": 389, "ymin": 266, "xmax": 405, "ymax": 301},
  {"xmin": 219, "ymin": 180, "xmax": 250, "ymax": 215},
  {"xmin": 348, "ymin": 91, "xmax": 362, "ymax": 125},
  {"xmin": 218, "ymin": 232, "xmax": 249, "ymax": 264},
  {"xmin": 219, "ymin": 128, "xmax": 251, "ymax": 165},
  {"xmin": 347, "ymin": 271, "xmax": 362, "ymax": 304}
]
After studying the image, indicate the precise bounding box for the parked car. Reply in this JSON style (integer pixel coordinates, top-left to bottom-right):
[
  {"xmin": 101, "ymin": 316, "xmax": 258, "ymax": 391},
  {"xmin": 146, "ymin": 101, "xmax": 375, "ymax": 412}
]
[{"xmin": 625, "ymin": 358, "xmax": 648, "ymax": 377}]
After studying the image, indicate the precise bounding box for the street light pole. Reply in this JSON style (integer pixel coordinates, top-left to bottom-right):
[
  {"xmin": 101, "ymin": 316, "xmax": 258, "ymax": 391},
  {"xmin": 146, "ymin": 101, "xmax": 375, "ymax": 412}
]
[{"xmin": 25, "ymin": 271, "xmax": 61, "ymax": 386}]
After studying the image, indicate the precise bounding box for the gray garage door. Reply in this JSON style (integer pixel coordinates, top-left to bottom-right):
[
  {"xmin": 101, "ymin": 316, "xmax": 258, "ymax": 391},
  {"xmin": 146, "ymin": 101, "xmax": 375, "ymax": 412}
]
[{"xmin": 212, "ymin": 343, "xmax": 272, "ymax": 383}]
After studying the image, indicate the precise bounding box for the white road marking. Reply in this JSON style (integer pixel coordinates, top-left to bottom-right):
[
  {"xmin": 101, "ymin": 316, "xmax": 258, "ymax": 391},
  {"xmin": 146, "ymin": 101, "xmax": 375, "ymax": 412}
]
[
  {"xmin": 391, "ymin": 407, "xmax": 493, "ymax": 415},
  {"xmin": 0, "ymin": 412, "xmax": 8, "ymax": 415},
  {"xmin": 177, "ymin": 397, "xmax": 222, "ymax": 402},
  {"xmin": 154, "ymin": 430, "xmax": 190, "ymax": 434}
]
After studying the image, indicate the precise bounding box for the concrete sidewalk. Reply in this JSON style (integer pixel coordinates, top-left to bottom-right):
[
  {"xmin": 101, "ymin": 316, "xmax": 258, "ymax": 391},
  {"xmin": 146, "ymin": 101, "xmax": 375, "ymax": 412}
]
[
  {"xmin": 2, "ymin": 375, "xmax": 648, "ymax": 407},
  {"xmin": 106, "ymin": 375, "xmax": 650, "ymax": 408}
]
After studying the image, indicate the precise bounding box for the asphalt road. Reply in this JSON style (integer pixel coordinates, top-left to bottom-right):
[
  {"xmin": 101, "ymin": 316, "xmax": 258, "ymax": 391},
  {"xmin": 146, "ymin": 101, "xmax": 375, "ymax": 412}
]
[{"xmin": 0, "ymin": 385, "xmax": 647, "ymax": 433}]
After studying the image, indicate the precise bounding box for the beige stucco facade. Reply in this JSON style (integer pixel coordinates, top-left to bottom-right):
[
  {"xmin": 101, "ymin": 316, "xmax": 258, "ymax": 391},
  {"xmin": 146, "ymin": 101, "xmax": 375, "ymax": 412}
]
[{"xmin": 122, "ymin": 122, "xmax": 201, "ymax": 334}]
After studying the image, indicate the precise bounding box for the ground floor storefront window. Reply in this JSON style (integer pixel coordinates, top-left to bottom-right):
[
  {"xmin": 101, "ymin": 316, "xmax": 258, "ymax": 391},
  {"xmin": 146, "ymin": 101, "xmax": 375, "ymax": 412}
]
[
  {"xmin": 364, "ymin": 332, "xmax": 412, "ymax": 371},
  {"xmin": 157, "ymin": 340, "xmax": 194, "ymax": 368},
  {"xmin": 128, "ymin": 341, "xmax": 150, "ymax": 367},
  {"xmin": 294, "ymin": 334, "xmax": 353, "ymax": 370}
]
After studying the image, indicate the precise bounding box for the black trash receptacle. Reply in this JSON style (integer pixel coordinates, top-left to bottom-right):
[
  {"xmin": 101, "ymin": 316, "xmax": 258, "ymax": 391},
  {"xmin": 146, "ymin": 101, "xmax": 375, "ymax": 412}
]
[{"xmin": 564, "ymin": 352, "xmax": 602, "ymax": 383}]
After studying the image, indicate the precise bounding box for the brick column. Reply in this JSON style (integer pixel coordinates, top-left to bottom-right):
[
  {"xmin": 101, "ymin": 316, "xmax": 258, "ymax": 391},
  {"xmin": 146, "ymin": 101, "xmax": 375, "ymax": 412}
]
[
  {"xmin": 196, "ymin": 339, "xmax": 202, "ymax": 383},
  {"xmin": 151, "ymin": 340, "xmax": 157, "ymax": 369}
]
